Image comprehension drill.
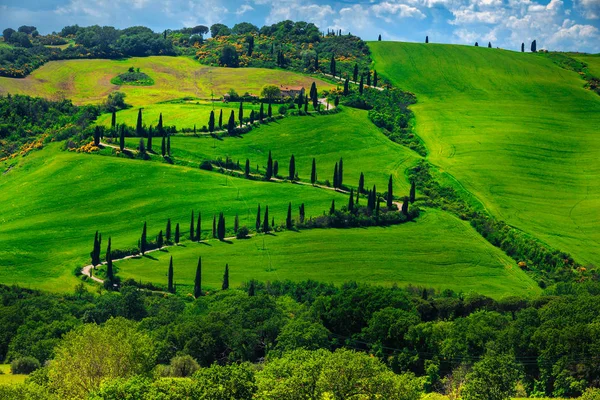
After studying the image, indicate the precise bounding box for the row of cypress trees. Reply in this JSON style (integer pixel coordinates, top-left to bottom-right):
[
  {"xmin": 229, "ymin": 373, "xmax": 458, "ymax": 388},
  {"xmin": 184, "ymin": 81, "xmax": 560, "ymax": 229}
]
[{"xmin": 167, "ymin": 256, "xmax": 229, "ymax": 298}]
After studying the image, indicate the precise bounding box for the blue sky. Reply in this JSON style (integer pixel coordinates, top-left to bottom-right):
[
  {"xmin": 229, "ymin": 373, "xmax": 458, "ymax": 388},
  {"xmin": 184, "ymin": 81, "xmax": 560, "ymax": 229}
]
[{"xmin": 1, "ymin": 0, "xmax": 599, "ymax": 52}]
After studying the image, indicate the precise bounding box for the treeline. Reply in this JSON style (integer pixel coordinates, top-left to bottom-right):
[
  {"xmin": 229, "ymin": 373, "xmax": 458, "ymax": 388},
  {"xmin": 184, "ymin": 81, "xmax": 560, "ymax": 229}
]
[
  {"xmin": 2, "ymin": 281, "xmax": 600, "ymax": 398},
  {"xmin": 0, "ymin": 25, "xmax": 174, "ymax": 77}
]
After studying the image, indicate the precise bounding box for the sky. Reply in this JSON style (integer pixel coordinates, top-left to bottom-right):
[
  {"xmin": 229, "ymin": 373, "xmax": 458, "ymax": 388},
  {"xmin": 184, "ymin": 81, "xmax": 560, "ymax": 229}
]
[{"xmin": 1, "ymin": 0, "xmax": 599, "ymax": 53}]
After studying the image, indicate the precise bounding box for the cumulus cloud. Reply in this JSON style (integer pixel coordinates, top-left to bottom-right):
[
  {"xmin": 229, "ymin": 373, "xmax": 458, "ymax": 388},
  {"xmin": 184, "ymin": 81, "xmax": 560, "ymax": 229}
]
[
  {"xmin": 236, "ymin": 4, "xmax": 254, "ymax": 16},
  {"xmin": 371, "ymin": 2, "xmax": 426, "ymax": 20}
]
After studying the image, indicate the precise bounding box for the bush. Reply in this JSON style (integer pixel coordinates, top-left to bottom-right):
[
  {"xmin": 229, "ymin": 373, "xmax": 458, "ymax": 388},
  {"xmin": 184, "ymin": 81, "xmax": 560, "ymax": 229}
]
[
  {"xmin": 199, "ymin": 160, "xmax": 213, "ymax": 171},
  {"xmin": 169, "ymin": 355, "xmax": 199, "ymax": 377},
  {"xmin": 236, "ymin": 226, "xmax": 250, "ymax": 239},
  {"xmin": 582, "ymin": 388, "xmax": 600, "ymax": 400},
  {"xmin": 11, "ymin": 356, "xmax": 41, "ymax": 374}
]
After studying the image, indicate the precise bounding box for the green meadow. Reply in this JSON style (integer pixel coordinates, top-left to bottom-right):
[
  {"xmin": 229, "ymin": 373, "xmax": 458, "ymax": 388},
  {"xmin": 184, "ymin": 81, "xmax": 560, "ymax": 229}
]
[
  {"xmin": 0, "ymin": 143, "xmax": 348, "ymax": 291},
  {"xmin": 114, "ymin": 208, "xmax": 539, "ymax": 298},
  {"xmin": 125, "ymin": 107, "xmax": 420, "ymax": 195},
  {"xmin": 0, "ymin": 364, "xmax": 26, "ymax": 385},
  {"xmin": 96, "ymin": 101, "xmax": 262, "ymax": 130},
  {"xmin": 370, "ymin": 42, "xmax": 600, "ymax": 267},
  {"xmin": 0, "ymin": 56, "xmax": 334, "ymax": 106}
]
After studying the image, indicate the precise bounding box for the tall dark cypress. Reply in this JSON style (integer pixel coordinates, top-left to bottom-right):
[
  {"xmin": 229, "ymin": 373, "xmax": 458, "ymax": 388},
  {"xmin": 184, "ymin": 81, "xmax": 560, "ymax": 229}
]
[
  {"xmin": 410, "ymin": 181, "xmax": 416, "ymax": 203},
  {"xmin": 375, "ymin": 196, "xmax": 380, "ymax": 215},
  {"xmin": 161, "ymin": 134, "xmax": 166, "ymax": 157},
  {"xmin": 348, "ymin": 188, "xmax": 354, "ymax": 212},
  {"xmin": 228, "ymin": 110, "xmax": 235, "ymax": 133},
  {"xmin": 268, "ymin": 102, "xmax": 272, "ymax": 118},
  {"xmin": 338, "ymin": 158, "xmax": 343, "ymax": 188},
  {"xmin": 426, "ymin": 36, "xmax": 429, "ymax": 44},
  {"xmin": 234, "ymin": 214, "xmax": 239, "ymax": 233},
  {"xmin": 333, "ymin": 162, "xmax": 339, "ymax": 189},
  {"xmin": 196, "ymin": 212, "xmax": 201, "ymax": 241},
  {"xmin": 266, "ymin": 151, "xmax": 273, "ymax": 180},
  {"xmin": 310, "ymin": 82, "xmax": 317, "ymax": 101},
  {"xmin": 358, "ymin": 172, "xmax": 365, "ymax": 194},
  {"xmin": 521, "ymin": 43, "xmax": 525, "ymax": 52},
  {"xmin": 286, "ymin": 202, "xmax": 293, "ymax": 229},
  {"xmin": 314, "ymin": 52, "xmax": 319, "ymax": 71},
  {"xmin": 387, "ymin": 175, "xmax": 393, "ymax": 209},
  {"xmin": 136, "ymin": 108, "xmax": 143, "ymax": 137},
  {"xmin": 402, "ymin": 196, "xmax": 409, "ymax": 216},
  {"xmin": 119, "ymin": 125, "xmax": 125, "ymax": 151},
  {"xmin": 367, "ymin": 71, "xmax": 371, "ymax": 86},
  {"xmin": 274, "ymin": 160, "xmax": 279, "ymax": 177},
  {"xmin": 217, "ymin": 212, "xmax": 225, "ymax": 240},
  {"xmin": 299, "ymin": 203, "xmax": 305, "ymax": 223},
  {"xmin": 256, "ymin": 204, "xmax": 261, "ymax": 232},
  {"xmin": 329, "ymin": 199, "xmax": 335, "ymax": 215},
  {"xmin": 250, "ymin": 110, "xmax": 255, "ymax": 124},
  {"xmin": 166, "ymin": 219, "xmax": 172, "ymax": 243},
  {"xmin": 311, "ymin": 158, "xmax": 317, "ymax": 184},
  {"xmin": 288, "ymin": 154, "xmax": 295, "ymax": 180},
  {"xmin": 168, "ymin": 256, "xmax": 174, "ymax": 293},
  {"xmin": 219, "ymin": 109, "xmax": 223, "ymax": 129},
  {"xmin": 106, "ymin": 237, "xmax": 113, "ymax": 281},
  {"xmin": 259, "ymin": 103, "xmax": 264, "ymax": 121},
  {"xmin": 378, "ymin": 34, "xmax": 382, "ymax": 41},
  {"xmin": 208, "ymin": 110, "xmax": 215, "ymax": 133},
  {"xmin": 194, "ymin": 257, "xmax": 202, "ymax": 298},
  {"xmin": 111, "ymin": 110, "xmax": 116, "ymax": 131},
  {"xmin": 239, "ymin": 101, "xmax": 244, "ymax": 128},
  {"xmin": 304, "ymin": 96, "xmax": 308, "ymax": 113},
  {"xmin": 212, "ymin": 214, "xmax": 217, "ymax": 238},
  {"xmin": 91, "ymin": 231, "xmax": 99, "ymax": 266},
  {"xmin": 147, "ymin": 126, "xmax": 153, "ymax": 152},
  {"xmin": 222, "ymin": 264, "xmax": 229, "ymax": 290},
  {"xmin": 488, "ymin": 42, "xmax": 492, "ymax": 48},
  {"xmin": 373, "ymin": 71, "xmax": 378, "ymax": 87},
  {"xmin": 93, "ymin": 126, "xmax": 101, "ymax": 146},
  {"xmin": 343, "ymin": 78, "xmax": 349, "ymax": 96},
  {"xmin": 175, "ymin": 223, "xmax": 180, "ymax": 244},
  {"xmin": 531, "ymin": 40, "xmax": 537, "ymax": 52},
  {"xmin": 353, "ymin": 63, "xmax": 358, "ymax": 82},
  {"xmin": 330, "ymin": 54, "xmax": 336, "ymax": 77},
  {"xmin": 245, "ymin": 159, "xmax": 251, "ymax": 178},
  {"xmin": 141, "ymin": 222, "xmax": 147, "ymax": 255},
  {"xmin": 263, "ymin": 206, "xmax": 270, "ymax": 233},
  {"xmin": 157, "ymin": 230, "xmax": 164, "ymax": 249},
  {"xmin": 359, "ymin": 75, "xmax": 364, "ymax": 95},
  {"xmin": 190, "ymin": 211, "xmax": 194, "ymax": 241}
]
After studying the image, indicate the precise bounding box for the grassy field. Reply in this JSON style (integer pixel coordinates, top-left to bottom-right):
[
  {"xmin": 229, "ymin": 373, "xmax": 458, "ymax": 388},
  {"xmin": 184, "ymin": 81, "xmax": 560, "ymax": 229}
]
[
  {"xmin": 97, "ymin": 101, "xmax": 263, "ymax": 130},
  {"xmin": 0, "ymin": 56, "xmax": 335, "ymax": 106},
  {"xmin": 114, "ymin": 208, "xmax": 539, "ymax": 298},
  {"xmin": 0, "ymin": 143, "xmax": 348, "ymax": 291},
  {"xmin": 573, "ymin": 54, "xmax": 600, "ymax": 77},
  {"xmin": 370, "ymin": 42, "xmax": 600, "ymax": 267},
  {"xmin": 0, "ymin": 364, "xmax": 26, "ymax": 385},
  {"xmin": 124, "ymin": 107, "xmax": 421, "ymax": 195}
]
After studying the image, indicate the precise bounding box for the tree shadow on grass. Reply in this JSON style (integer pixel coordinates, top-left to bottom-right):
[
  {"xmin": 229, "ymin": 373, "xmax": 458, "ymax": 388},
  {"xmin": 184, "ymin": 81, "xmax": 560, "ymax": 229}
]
[{"xmin": 142, "ymin": 254, "xmax": 159, "ymax": 261}]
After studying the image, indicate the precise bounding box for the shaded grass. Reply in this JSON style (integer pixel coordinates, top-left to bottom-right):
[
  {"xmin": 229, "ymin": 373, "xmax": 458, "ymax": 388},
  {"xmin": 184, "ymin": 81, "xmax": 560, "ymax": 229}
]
[
  {"xmin": 370, "ymin": 42, "xmax": 600, "ymax": 267},
  {"xmin": 0, "ymin": 56, "xmax": 335, "ymax": 106},
  {"xmin": 115, "ymin": 208, "xmax": 539, "ymax": 299}
]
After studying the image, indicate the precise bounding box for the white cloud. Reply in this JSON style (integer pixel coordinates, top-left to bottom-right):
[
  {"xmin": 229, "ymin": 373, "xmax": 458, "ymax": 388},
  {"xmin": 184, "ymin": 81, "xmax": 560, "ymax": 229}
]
[
  {"xmin": 371, "ymin": 2, "xmax": 426, "ymax": 21},
  {"xmin": 236, "ymin": 4, "xmax": 254, "ymax": 16},
  {"xmin": 450, "ymin": 9, "xmax": 504, "ymax": 24},
  {"xmin": 574, "ymin": 0, "xmax": 600, "ymax": 19}
]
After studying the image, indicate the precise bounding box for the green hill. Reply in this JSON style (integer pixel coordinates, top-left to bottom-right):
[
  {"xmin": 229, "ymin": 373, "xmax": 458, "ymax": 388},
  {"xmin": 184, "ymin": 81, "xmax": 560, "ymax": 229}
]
[{"xmin": 370, "ymin": 42, "xmax": 600, "ymax": 267}]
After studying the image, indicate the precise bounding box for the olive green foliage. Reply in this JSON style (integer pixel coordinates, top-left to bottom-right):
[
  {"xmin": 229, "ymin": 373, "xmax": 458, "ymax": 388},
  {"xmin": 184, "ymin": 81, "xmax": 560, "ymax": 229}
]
[
  {"xmin": 10, "ymin": 357, "xmax": 40, "ymax": 375},
  {"xmin": 461, "ymin": 354, "xmax": 522, "ymax": 400},
  {"xmin": 111, "ymin": 68, "xmax": 154, "ymax": 86}
]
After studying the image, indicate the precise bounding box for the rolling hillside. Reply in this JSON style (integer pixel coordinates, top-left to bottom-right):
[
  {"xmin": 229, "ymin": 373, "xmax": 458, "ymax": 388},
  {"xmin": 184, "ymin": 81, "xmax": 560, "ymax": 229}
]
[
  {"xmin": 370, "ymin": 42, "xmax": 600, "ymax": 267},
  {"xmin": 0, "ymin": 56, "xmax": 334, "ymax": 106}
]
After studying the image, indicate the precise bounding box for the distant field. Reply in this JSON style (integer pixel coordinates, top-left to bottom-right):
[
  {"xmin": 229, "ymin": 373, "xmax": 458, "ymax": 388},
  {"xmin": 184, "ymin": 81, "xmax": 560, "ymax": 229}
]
[
  {"xmin": 97, "ymin": 101, "xmax": 262, "ymax": 130},
  {"xmin": 0, "ymin": 364, "xmax": 26, "ymax": 385},
  {"xmin": 115, "ymin": 208, "xmax": 539, "ymax": 298},
  {"xmin": 370, "ymin": 42, "xmax": 600, "ymax": 267},
  {"xmin": 0, "ymin": 144, "xmax": 347, "ymax": 291},
  {"xmin": 573, "ymin": 54, "xmax": 600, "ymax": 77},
  {"xmin": 125, "ymin": 107, "xmax": 421, "ymax": 195},
  {"xmin": 0, "ymin": 56, "xmax": 335, "ymax": 106}
]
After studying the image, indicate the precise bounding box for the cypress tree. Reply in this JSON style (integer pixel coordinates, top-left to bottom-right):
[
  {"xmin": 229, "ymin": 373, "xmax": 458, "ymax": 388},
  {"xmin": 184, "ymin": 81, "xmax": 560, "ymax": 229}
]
[
  {"xmin": 353, "ymin": 63, "xmax": 358, "ymax": 82},
  {"xmin": 387, "ymin": 175, "xmax": 393, "ymax": 209},
  {"xmin": 356, "ymin": 187, "xmax": 360, "ymax": 205},
  {"xmin": 175, "ymin": 223, "xmax": 180, "ymax": 244},
  {"xmin": 141, "ymin": 222, "xmax": 147, "ymax": 255},
  {"xmin": 299, "ymin": 203, "xmax": 305, "ymax": 223},
  {"xmin": 286, "ymin": 202, "xmax": 293, "ymax": 229},
  {"xmin": 310, "ymin": 82, "xmax": 317, "ymax": 101},
  {"xmin": 147, "ymin": 126, "xmax": 153, "ymax": 152},
  {"xmin": 375, "ymin": 196, "xmax": 380, "ymax": 215},
  {"xmin": 245, "ymin": 159, "xmax": 250, "ymax": 178},
  {"xmin": 366, "ymin": 71, "xmax": 371, "ymax": 86},
  {"xmin": 272, "ymin": 217, "xmax": 274, "ymax": 229},
  {"xmin": 343, "ymin": 78, "xmax": 349, "ymax": 95},
  {"xmin": 378, "ymin": 34, "xmax": 382, "ymax": 41},
  {"xmin": 289, "ymin": 154, "xmax": 295, "ymax": 180},
  {"xmin": 234, "ymin": 214, "xmax": 239, "ymax": 233},
  {"xmin": 256, "ymin": 204, "xmax": 261, "ymax": 232},
  {"xmin": 239, "ymin": 102, "xmax": 244, "ymax": 128},
  {"xmin": 359, "ymin": 75, "xmax": 364, "ymax": 95},
  {"xmin": 193, "ymin": 124, "xmax": 196, "ymax": 135},
  {"xmin": 263, "ymin": 206, "xmax": 270, "ymax": 233},
  {"xmin": 402, "ymin": 196, "xmax": 409, "ymax": 216},
  {"xmin": 119, "ymin": 125, "xmax": 125, "ymax": 151},
  {"xmin": 196, "ymin": 212, "xmax": 201, "ymax": 241},
  {"xmin": 250, "ymin": 110, "xmax": 255, "ymax": 124},
  {"xmin": 333, "ymin": 162, "xmax": 339, "ymax": 189},
  {"xmin": 311, "ymin": 158, "xmax": 317, "ymax": 184},
  {"xmin": 373, "ymin": 71, "xmax": 378, "ymax": 87},
  {"xmin": 266, "ymin": 151, "xmax": 273, "ymax": 180},
  {"xmin": 212, "ymin": 214, "xmax": 217, "ymax": 238},
  {"xmin": 166, "ymin": 219, "xmax": 171, "ymax": 243},
  {"xmin": 227, "ymin": 110, "xmax": 235, "ymax": 133},
  {"xmin": 358, "ymin": 172, "xmax": 365, "ymax": 194},
  {"xmin": 338, "ymin": 158, "xmax": 343, "ymax": 188},
  {"xmin": 190, "ymin": 211, "xmax": 194, "ymax": 241},
  {"xmin": 219, "ymin": 109, "xmax": 223, "ymax": 129},
  {"xmin": 330, "ymin": 54, "xmax": 336, "ymax": 77},
  {"xmin": 222, "ymin": 264, "xmax": 229, "ymax": 290},
  {"xmin": 168, "ymin": 256, "xmax": 174, "ymax": 293},
  {"xmin": 268, "ymin": 102, "xmax": 272, "ymax": 118},
  {"xmin": 93, "ymin": 126, "xmax": 101, "ymax": 146},
  {"xmin": 91, "ymin": 231, "xmax": 99, "ymax": 266},
  {"xmin": 329, "ymin": 199, "xmax": 335, "ymax": 215},
  {"xmin": 304, "ymin": 96, "xmax": 308, "ymax": 113},
  {"xmin": 410, "ymin": 180, "xmax": 416, "ymax": 203},
  {"xmin": 97, "ymin": 233, "xmax": 102, "ymax": 265},
  {"xmin": 194, "ymin": 257, "xmax": 202, "ymax": 298},
  {"xmin": 314, "ymin": 52, "xmax": 319, "ymax": 71},
  {"xmin": 136, "ymin": 108, "xmax": 143, "ymax": 137},
  {"xmin": 348, "ymin": 188, "xmax": 354, "ymax": 212},
  {"xmin": 138, "ymin": 138, "xmax": 145, "ymax": 154},
  {"xmin": 208, "ymin": 110, "xmax": 215, "ymax": 133},
  {"xmin": 274, "ymin": 160, "xmax": 279, "ymax": 177},
  {"xmin": 106, "ymin": 237, "xmax": 113, "ymax": 282},
  {"xmin": 157, "ymin": 230, "xmax": 164, "ymax": 249},
  {"xmin": 248, "ymin": 280, "xmax": 256, "ymax": 296},
  {"xmin": 521, "ymin": 42, "xmax": 525, "ymax": 52},
  {"xmin": 488, "ymin": 42, "xmax": 492, "ymax": 48},
  {"xmin": 111, "ymin": 110, "xmax": 116, "ymax": 131},
  {"xmin": 531, "ymin": 40, "xmax": 537, "ymax": 52},
  {"xmin": 426, "ymin": 36, "xmax": 429, "ymax": 43},
  {"xmin": 217, "ymin": 212, "xmax": 225, "ymax": 240},
  {"xmin": 475, "ymin": 42, "xmax": 479, "ymax": 47},
  {"xmin": 161, "ymin": 134, "xmax": 166, "ymax": 157},
  {"xmin": 259, "ymin": 103, "xmax": 264, "ymax": 121}
]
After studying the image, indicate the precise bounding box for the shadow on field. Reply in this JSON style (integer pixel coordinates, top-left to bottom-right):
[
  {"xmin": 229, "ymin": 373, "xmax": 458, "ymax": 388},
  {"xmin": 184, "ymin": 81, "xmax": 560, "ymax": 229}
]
[{"xmin": 142, "ymin": 254, "xmax": 158, "ymax": 261}]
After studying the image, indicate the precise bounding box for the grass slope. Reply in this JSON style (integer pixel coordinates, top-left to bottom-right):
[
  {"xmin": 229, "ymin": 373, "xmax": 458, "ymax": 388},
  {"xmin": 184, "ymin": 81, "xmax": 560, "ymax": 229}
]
[
  {"xmin": 125, "ymin": 108, "xmax": 421, "ymax": 195},
  {"xmin": 0, "ymin": 364, "xmax": 26, "ymax": 385},
  {"xmin": 0, "ymin": 144, "xmax": 347, "ymax": 291},
  {"xmin": 0, "ymin": 56, "xmax": 334, "ymax": 106},
  {"xmin": 115, "ymin": 208, "xmax": 539, "ymax": 298},
  {"xmin": 96, "ymin": 101, "xmax": 262, "ymax": 130},
  {"xmin": 572, "ymin": 54, "xmax": 600, "ymax": 77},
  {"xmin": 370, "ymin": 42, "xmax": 600, "ymax": 266}
]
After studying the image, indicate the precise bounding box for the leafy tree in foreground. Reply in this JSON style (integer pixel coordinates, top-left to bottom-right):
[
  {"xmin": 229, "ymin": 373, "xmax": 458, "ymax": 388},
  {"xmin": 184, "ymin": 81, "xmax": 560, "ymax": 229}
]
[
  {"xmin": 462, "ymin": 354, "xmax": 522, "ymax": 400},
  {"xmin": 168, "ymin": 256, "xmax": 174, "ymax": 293},
  {"xmin": 222, "ymin": 264, "xmax": 229, "ymax": 290},
  {"xmin": 194, "ymin": 257, "xmax": 202, "ymax": 298}
]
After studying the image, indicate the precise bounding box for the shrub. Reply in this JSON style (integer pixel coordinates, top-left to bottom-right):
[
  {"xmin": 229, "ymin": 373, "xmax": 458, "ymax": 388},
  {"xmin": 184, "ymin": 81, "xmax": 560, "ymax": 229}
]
[
  {"xmin": 11, "ymin": 356, "xmax": 41, "ymax": 374},
  {"xmin": 236, "ymin": 226, "xmax": 250, "ymax": 239},
  {"xmin": 199, "ymin": 160, "xmax": 213, "ymax": 171},
  {"xmin": 169, "ymin": 355, "xmax": 200, "ymax": 377},
  {"xmin": 582, "ymin": 388, "xmax": 600, "ymax": 400}
]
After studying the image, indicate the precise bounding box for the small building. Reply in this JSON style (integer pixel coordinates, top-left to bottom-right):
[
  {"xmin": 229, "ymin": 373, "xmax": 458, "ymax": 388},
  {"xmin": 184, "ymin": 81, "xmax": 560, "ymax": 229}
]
[{"xmin": 280, "ymin": 85, "xmax": 305, "ymax": 100}]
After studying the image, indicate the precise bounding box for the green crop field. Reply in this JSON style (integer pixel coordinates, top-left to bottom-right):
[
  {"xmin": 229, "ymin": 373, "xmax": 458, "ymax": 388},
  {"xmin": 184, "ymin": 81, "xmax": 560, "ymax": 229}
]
[
  {"xmin": 370, "ymin": 42, "xmax": 600, "ymax": 267},
  {"xmin": 0, "ymin": 143, "xmax": 348, "ymax": 291},
  {"xmin": 96, "ymin": 101, "xmax": 262, "ymax": 130},
  {"xmin": 0, "ymin": 56, "xmax": 335, "ymax": 106},
  {"xmin": 0, "ymin": 364, "xmax": 26, "ymax": 385},
  {"xmin": 124, "ymin": 107, "xmax": 420, "ymax": 195},
  {"xmin": 114, "ymin": 208, "xmax": 539, "ymax": 298}
]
